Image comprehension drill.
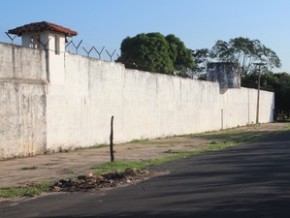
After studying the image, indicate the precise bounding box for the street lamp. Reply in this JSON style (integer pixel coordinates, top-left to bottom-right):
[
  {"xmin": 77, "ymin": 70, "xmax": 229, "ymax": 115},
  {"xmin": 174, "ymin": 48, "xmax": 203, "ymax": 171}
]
[{"xmin": 253, "ymin": 62, "xmax": 266, "ymax": 124}]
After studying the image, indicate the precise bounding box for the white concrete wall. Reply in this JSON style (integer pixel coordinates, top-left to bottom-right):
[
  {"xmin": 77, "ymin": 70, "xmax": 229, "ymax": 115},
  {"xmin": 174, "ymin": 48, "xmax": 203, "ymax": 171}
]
[
  {"xmin": 220, "ymin": 88, "xmax": 274, "ymax": 129},
  {"xmin": 0, "ymin": 43, "xmax": 47, "ymax": 81},
  {"xmin": 0, "ymin": 43, "xmax": 47, "ymax": 159},
  {"xmin": 46, "ymin": 55, "xmax": 223, "ymax": 149},
  {"xmin": 0, "ymin": 82, "xmax": 47, "ymax": 159},
  {"xmin": 45, "ymin": 53, "xmax": 275, "ymax": 151},
  {"xmin": 0, "ymin": 43, "xmax": 275, "ymax": 158}
]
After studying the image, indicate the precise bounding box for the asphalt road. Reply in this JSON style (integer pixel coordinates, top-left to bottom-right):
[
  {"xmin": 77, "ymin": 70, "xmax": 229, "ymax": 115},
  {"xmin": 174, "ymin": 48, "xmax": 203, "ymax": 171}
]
[{"xmin": 1, "ymin": 131, "xmax": 290, "ymax": 218}]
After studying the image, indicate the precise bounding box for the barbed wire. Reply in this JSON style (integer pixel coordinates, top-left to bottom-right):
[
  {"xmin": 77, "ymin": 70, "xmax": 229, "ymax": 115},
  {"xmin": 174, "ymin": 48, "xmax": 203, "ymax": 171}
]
[
  {"xmin": 65, "ymin": 39, "xmax": 119, "ymax": 61},
  {"xmin": 0, "ymin": 26, "xmax": 21, "ymax": 45}
]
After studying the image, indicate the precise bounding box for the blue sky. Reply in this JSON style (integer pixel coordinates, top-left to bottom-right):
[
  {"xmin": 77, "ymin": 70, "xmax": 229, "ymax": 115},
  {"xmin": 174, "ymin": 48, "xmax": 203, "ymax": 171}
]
[{"xmin": 1, "ymin": 0, "xmax": 289, "ymax": 72}]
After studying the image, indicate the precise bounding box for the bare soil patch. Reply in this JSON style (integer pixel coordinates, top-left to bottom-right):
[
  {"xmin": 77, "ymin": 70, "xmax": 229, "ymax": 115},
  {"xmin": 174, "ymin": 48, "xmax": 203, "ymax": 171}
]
[{"xmin": 50, "ymin": 168, "xmax": 165, "ymax": 193}]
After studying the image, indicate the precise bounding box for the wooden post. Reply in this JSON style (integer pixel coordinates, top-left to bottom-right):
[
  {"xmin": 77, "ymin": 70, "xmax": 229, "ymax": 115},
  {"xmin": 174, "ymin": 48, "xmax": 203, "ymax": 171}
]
[{"xmin": 110, "ymin": 116, "xmax": 114, "ymax": 162}]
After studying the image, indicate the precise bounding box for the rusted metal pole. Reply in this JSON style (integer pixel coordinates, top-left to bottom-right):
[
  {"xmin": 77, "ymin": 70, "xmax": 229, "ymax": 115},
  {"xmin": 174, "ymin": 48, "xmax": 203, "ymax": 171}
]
[{"xmin": 110, "ymin": 116, "xmax": 114, "ymax": 162}]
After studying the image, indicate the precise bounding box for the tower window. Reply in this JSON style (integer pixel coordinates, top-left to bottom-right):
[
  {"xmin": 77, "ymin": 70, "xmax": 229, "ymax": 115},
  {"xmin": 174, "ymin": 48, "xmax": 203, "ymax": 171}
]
[
  {"xmin": 55, "ymin": 35, "xmax": 60, "ymax": 54},
  {"xmin": 29, "ymin": 36, "xmax": 34, "ymax": 48}
]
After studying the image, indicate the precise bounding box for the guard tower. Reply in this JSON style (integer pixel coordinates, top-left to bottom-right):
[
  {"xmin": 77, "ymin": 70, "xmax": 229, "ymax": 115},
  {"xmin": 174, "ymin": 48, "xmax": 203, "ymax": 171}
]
[
  {"xmin": 207, "ymin": 62, "xmax": 241, "ymax": 90},
  {"xmin": 8, "ymin": 21, "xmax": 77, "ymax": 84}
]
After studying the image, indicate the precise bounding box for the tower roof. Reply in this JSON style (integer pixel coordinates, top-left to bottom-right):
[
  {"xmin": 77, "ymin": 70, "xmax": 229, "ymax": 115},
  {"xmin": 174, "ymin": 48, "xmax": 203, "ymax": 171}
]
[{"xmin": 8, "ymin": 21, "xmax": 78, "ymax": 37}]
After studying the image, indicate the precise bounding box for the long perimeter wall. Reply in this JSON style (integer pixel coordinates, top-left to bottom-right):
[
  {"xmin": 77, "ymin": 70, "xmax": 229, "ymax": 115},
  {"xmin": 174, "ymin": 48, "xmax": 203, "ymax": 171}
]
[{"xmin": 0, "ymin": 43, "xmax": 275, "ymax": 159}]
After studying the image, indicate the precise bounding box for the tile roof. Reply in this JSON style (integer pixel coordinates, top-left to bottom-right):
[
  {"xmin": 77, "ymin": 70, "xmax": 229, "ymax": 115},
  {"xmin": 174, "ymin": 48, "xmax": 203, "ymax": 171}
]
[{"xmin": 8, "ymin": 21, "xmax": 77, "ymax": 37}]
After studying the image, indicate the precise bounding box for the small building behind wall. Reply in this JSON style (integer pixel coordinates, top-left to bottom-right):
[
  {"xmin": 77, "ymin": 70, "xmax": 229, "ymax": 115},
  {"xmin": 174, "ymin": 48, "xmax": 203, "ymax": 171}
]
[
  {"xmin": 207, "ymin": 62, "xmax": 241, "ymax": 89},
  {"xmin": 207, "ymin": 62, "xmax": 243, "ymax": 129}
]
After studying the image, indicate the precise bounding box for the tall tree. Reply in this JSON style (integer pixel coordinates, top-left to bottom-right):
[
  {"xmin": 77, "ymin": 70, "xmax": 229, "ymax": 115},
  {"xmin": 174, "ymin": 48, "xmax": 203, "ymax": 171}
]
[
  {"xmin": 118, "ymin": 33, "xmax": 194, "ymax": 75},
  {"xmin": 165, "ymin": 34, "xmax": 194, "ymax": 71},
  {"xmin": 118, "ymin": 33, "xmax": 174, "ymax": 74},
  {"xmin": 210, "ymin": 37, "xmax": 281, "ymax": 75},
  {"xmin": 210, "ymin": 40, "xmax": 234, "ymax": 62}
]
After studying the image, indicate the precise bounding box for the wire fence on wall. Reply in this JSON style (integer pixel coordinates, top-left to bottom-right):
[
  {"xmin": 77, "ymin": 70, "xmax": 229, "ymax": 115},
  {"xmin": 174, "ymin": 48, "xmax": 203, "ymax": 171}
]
[
  {"xmin": 65, "ymin": 39, "xmax": 120, "ymax": 62},
  {"xmin": 0, "ymin": 28, "xmax": 119, "ymax": 62}
]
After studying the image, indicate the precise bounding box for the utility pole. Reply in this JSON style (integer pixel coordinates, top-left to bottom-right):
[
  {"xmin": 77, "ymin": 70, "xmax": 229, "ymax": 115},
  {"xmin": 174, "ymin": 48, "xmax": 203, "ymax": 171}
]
[{"xmin": 254, "ymin": 63, "xmax": 265, "ymax": 124}]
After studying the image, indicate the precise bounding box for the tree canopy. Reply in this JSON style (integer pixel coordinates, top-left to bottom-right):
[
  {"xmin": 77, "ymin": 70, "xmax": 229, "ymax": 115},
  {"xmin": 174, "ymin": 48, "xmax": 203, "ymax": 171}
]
[
  {"xmin": 243, "ymin": 71, "xmax": 290, "ymax": 120},
  {"xmin": 192, "ymin": 36, "xmax": 289, "ymax": 120},
  {"xmin": 117, "ymin": 33, "xmax": 194, "ymax": 75},
  {"xmin": 210, "ymin": 37, "xmax": 281, "ymax": 75},
  {"xmin": 165, "ymin": 34, "xmax": 194, "ymax": 72}
]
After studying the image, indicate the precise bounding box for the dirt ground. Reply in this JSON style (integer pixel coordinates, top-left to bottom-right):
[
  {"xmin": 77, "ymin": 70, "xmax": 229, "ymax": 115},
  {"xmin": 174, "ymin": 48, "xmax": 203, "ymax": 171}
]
[{"xmin": 0, "ymin": 123, "xmax": 288, "ymax": 188}]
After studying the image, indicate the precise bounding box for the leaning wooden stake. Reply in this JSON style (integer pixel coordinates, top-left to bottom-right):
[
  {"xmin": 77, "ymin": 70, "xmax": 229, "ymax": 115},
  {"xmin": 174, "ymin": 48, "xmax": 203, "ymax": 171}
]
[{"xmin": 110, "ymin": 116, "xmax": 114, "ymax": 162}]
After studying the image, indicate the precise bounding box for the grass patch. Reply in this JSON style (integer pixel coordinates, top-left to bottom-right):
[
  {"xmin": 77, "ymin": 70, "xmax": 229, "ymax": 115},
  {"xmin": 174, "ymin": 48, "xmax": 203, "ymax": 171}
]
[
  {"xmin": 68, "ymin": 144, "xmax": 109, "ymax": 152},
  {"xmin": 195, "ymin": 128, "xmax": 270, "ymax": 145},
  {"xmin": 91, "ymin": 160, "xmax": 148, "ymax": 175},
  {"xmin": 75, "ymin": 144, "xmax": 108, "ymax": 151},
  {"xmin": 202, "ymin": 141, "xmax": 235, "ymax": 152},
  {"xmin": 91, "ymin": 159, "xmax": 173, "ymax": 175},
  {"xmin": 130, "ymin": 139, "xmax": 150, "ymax": 144},
  {"xmin": 91, "ymin": 141, "xmax": 237, "ymax": 175},
  {"xmin": 284, "ymin": 123, "xmax": 290, "ymax": 130},
  {"xmin": 164, "ymin": 149, "xmax": 189, "ymax": 154},
  {"xmin": 0, "ymin": 183, "xmax": 50, "ymax": 198},
  {"xmin": 90, "ymin": 144, "xmax": 108, "ymax": 149},
  {"xmin": 130, "ymin": 138, "xmax": 182, "ymax": 145}
]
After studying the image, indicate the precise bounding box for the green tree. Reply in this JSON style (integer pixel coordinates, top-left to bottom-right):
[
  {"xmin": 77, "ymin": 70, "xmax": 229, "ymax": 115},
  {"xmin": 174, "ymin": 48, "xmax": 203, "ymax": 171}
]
[
  {"xmin": 193, "ymin": 36, "xmax": 287, "ymax": 119},
  {"xmin": 242, "ymin": 71, "xmax": 290, "ymax": 120},
  {"xmin": 118, "ymin": 33, "xmax": 173, "ymax": 74},
  {"xmin": 165, "ymin": 34, "xmax": 194, "ymax": 71},
  {"xmin": 210, "ymin": 40, "xmax": 234, "ymax": 62},
  {"xmin": 272, "ymin": 73, "xmax": 290, "ymax": 119},
  {"xmin": 118, "ymin": 33, "xmax": 194, "ymax": 75},
  {"xmin": 191, "ymin": 48, "xmax": 210, "ymax": 74},
  {"xmin": 210, "ymin": 37, "xmax": 281, "ymax": 75}
]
